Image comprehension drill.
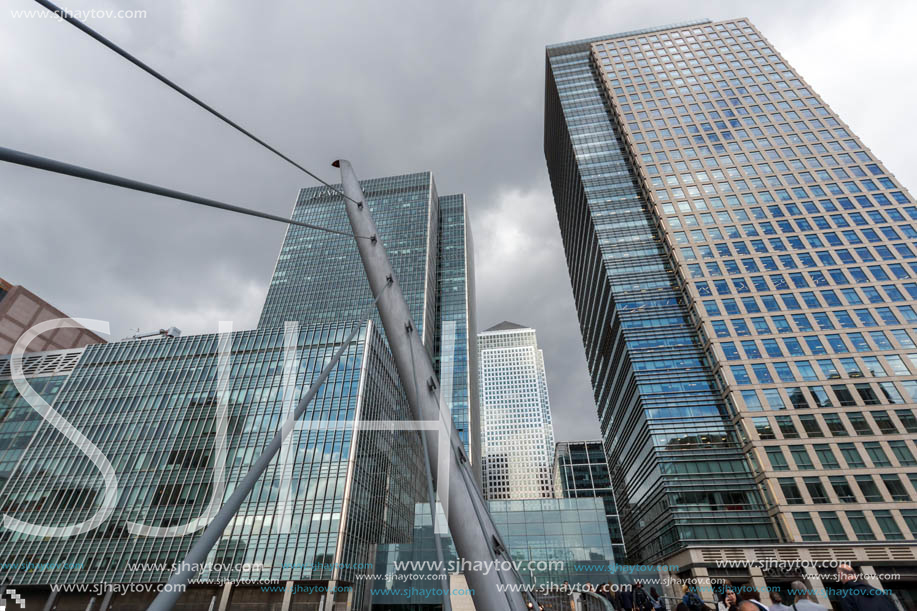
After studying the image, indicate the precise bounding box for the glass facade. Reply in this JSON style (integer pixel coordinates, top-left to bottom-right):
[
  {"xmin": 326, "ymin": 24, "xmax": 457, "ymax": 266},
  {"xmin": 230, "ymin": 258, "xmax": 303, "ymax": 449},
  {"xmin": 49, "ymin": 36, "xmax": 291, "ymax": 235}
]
[
  {"xmin": 478, "ymin": 323, "xmax": 555, "ymax": 500},
  {"xmin": 545, "ymin": 21, "xmax": 775, "ymax": 564},
  {"xmin": 259, "ymin": 176, "xmax": 479, "ymax": 468},
  {"xmin": 0, "ymin": 350, "xmax": 83, "ymax": 492},
  {"xmin": 548, "ymin": 17, "xmax": 917, "ymax": 569},
  {"xmin": 0, "ymin": 322, "xmax": 423, "ymax": 609},
  {"xmin": 553, "ymin": 440, "xmax": 626, "ymax": 561},
  {"xmin": 488, "ymin": 498, "xmax": 614, "ymax": 587},
  {"xmin": 434, "ymin": 194, "xmax": 482, "ymax": 475},
  {"xmin": 259, "ymin": 173, "xmax": 440, "ymax": 354}
]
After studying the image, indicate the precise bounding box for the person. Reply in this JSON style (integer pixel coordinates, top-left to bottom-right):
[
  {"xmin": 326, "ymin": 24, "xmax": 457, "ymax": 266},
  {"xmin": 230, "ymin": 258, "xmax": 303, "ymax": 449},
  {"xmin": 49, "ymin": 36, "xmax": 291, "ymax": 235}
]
[
  {"xmin": 634, "ymin": 582, "xmax": 652, "ymax": 611},
  {"xmin": 768, "ymin": 592, "xmax": 792, "ymax": 611},
  {"xmin": 739, "ymin": 590, "xmax": 768, "ymax": 611},
  {"xmin": 788, "ymin": 580, "xmax": 829, "ymax": 611},
  {"xmin": 675, "ymin": 604, "xmax": 689, "ymax": 611},
  {"xmin": 738, "ymin": 603, "xmax": 760, "ymax": 611},
  {"xmin": 837, "ymin": 565, "xmax": 896, "ymax": 611},
  {"xmin": 601, "ymin": 583, "xmax": 619, "ymax": 610},
  {"xmin": 717, "ymin": 587, "xmax": 739, "ymax": 611},
  {"xmin": 619, "ymin": 584, "xmax": 635, "ymax": 611},
  {"xmin": 682, "ymin": 584, "xmax": 705, "ymax": 611},
  {"xmin": 650, "ymin": 586, "xmax": 666, "ymax": 611}
]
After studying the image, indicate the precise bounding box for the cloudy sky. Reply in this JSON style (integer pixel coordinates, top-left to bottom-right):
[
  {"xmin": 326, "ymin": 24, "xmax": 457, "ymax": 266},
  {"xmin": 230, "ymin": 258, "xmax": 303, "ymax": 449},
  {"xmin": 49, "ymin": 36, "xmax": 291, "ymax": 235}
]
[{"xmin": 2, "ymin": 0, "xmax": 915, "ymax": 440}]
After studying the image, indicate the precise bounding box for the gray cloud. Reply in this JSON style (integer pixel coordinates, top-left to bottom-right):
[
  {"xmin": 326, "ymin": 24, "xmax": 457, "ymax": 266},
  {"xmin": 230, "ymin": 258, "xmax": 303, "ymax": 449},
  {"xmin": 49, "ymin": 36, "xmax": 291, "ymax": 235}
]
[{"xmin": 2, "ymin": 0, "xmax": 915, "ymax": 440}]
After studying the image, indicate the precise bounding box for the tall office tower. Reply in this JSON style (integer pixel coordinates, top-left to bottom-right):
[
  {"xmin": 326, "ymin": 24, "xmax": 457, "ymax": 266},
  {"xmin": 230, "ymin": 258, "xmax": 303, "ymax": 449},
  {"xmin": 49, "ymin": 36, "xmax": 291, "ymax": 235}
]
[
  {"xmin": 435, "ymin": 194, "xmax": 483, "ymax": 477},
  {"xmin": 553, "ymin": 440, "xmax": 626, "ymax": 561},
  {"xmin": 0, "ymin": 322, "xmax": 422, "ymax": 610},
  {"xmin": 478, "ymin": 322, "xmax": 555, "ymax": 500},
  {"xmin": 547, "ymin": 17, "xmax": 917, "ymax": 601},
  {"xmin": 0, "ymin": 276, "xmax": 106, "ymax": 354},
  {"xmin": 259, "ymin": 174, "xmax": 480, "ymax": 467}
]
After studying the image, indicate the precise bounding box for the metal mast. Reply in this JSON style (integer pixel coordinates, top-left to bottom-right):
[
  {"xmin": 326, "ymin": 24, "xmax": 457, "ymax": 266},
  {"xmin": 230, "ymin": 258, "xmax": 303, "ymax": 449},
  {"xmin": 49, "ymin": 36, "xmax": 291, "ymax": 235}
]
[{"xmin": 333, "ymin": 160, "xmax": 529, "ymax": 611}]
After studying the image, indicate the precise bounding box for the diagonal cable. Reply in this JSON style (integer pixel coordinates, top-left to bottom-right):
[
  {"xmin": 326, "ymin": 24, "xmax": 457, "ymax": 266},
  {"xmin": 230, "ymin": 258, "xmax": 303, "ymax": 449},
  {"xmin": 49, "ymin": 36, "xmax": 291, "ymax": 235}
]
[
  {"xmin": 0, "ymin": 146, "xmax": 368, "ymax": 239},
  {"xmin": 32, "ymin": 0, "xmax": 360, "ymax": 205}
]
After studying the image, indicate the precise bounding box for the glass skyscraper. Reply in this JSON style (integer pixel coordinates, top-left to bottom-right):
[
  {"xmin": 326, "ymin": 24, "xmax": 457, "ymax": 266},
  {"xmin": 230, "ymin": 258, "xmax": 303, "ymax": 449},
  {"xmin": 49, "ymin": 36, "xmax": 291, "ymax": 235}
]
[
  {"xmin": 0, "ymin": 171, "xmax": 482, "ymax": 610},
  {"xmin": 547, "ymin": 18, "xmax": 917, "ymax": 605},
  {"xmin": 553, "ymin": 440, "xmax": 626, "ymax": 561},
  {"xmin": 478, "ymin": 322, "xmax": 555, "ymax": 500},
  {"xmin": 260, "ymin": 174, "xmax": 480, "ymax": 468}
]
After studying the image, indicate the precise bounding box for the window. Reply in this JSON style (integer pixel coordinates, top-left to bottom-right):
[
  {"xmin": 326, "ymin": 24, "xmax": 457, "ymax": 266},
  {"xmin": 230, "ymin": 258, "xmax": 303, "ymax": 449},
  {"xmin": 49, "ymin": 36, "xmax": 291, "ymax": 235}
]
[
  {"xmin": 854, "ymin": 475, "xmax": 884, "ymax": 502},
  {"xmin": 888, "ymin": 440, "xmax": 917, "ymax": 466},
  {"xmin": 873, "ymin": 510, "xmax": 904, "ymax": 540},
  {"xmin": 814, "ymin": 444, "xmax": 840, "ymax": 469},
  {"xmin": 847, "ymin": 413, "xmax": 873, "ymax": 435},
  {"xmin": 881, "ymin": 474, "xmax": 911, "ymax": 502},
  {"xmin": 819, "ymin": 511, "xmax": 848, "ymax": 541},
  {"xmin": 863, "ymin": 443, "xmax": 891, "ymax": 467},
  {"xmin": 895, "ymin": 409, "xmax": 917, "ymax": 433},
  {"xmin": 823, "ymin": 413, "xmax": 848, "ymax": 436},
  {"xmin": 809, "ymin": 386, "xmax": 832, "ymax": 408},
  {"xmin": 766, "ymin": 447, "xmax": 789, "ymax": 471},
  {"xmin": 790, "ymin": 447, "xmax": 815, "ymax": 469},
  {"xmin": 763, "ymin": 388, "xmax": 785, "ymax": 410},
  {"xmin": 829, "ymin": 476, "xmax": 857, "ymax": 502},
  {"xmin": 787, "ymin": 387, "xmax": 810, "ymax": 408},
  {"xmin": 846, "ymin": 511, "xmax": 876, "ymax": 541},
  {"xmin": 794, "ymin": 513, "xmax": 820, "ymax": 542},
  {"xmin": 804, "ymin": 477, "xmax": 830, "ymax": 503},
  {"xmin": 870, "ymin": 411, "xmax": 898, "ymax": 434},
  {"xmin": 752, "ymin": 417, "xmax": 774, "ymax": 440},
  {"xmin": 854, "ymin": 383, "xmax": 881, "ymax": 406},
  {"xmin": 780, "ymin": 478, "xmax": 804, "ymax": 504},
  {"xmin": 839, "ymin": 444, "xmax": 865, "ymax": 468},
  {"xmin": 798, "ymin": 414, "xmax": 823, "ymax": 437},
  {"xmin": 742, "ymin": 390, "xmax": 763, "ymax": 411},
  {"xmin": 775, "ymin": 416, "xmax": 799, "ymax": 439},
  {"xmin": 902, "ymin": 510, "xmax": 917, "ymax": 537},
  {"xmin": 831, "ymin": 385, "xmax": 857, "ymax": 406}
]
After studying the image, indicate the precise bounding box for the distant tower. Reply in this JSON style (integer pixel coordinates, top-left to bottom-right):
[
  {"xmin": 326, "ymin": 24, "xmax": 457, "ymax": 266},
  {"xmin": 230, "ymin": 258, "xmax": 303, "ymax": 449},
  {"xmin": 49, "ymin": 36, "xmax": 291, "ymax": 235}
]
[{"xmin": 478, "ymin": 322, "xmax": 555, "ymax": 499}]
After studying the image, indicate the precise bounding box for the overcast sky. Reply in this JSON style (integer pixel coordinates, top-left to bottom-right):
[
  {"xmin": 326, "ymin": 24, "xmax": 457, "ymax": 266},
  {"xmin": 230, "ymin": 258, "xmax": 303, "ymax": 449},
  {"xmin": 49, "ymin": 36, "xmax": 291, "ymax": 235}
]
[{"xmin": 2, "ymin": 0, "xmax": 916, "ymax": 440}]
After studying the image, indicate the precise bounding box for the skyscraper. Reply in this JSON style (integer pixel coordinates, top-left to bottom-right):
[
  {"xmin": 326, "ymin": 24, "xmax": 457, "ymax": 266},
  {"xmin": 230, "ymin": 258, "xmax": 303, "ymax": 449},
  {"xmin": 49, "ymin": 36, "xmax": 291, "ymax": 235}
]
[
  {"xmin": 478, "ymin": 322, "xmax": 555, "ymax": 500},
  {"xmin": 0, "ymin": 171, "xmax": 481, "ymax": 610},
  {"xmin": 547, "ymin": 18, "xmax": 917, "ymax": 602},
  {"xmin": 553, "ymin": 440, "xmax": 626, "ymax": 561},
  {"xmin": 260, "ymin": 174, "xmax": 480, "ymax": 469}
]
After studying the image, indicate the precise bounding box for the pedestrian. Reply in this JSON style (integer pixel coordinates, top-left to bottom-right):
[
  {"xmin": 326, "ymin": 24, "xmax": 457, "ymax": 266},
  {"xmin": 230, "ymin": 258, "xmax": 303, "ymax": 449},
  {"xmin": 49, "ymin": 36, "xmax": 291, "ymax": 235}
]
[
  {"xmin": 635, "ymin": 582, "xmax": 653, "ymax": 611},
  {"xmin": 605, "ymin": 584, "xmax": 622, "ymax": 610},
  {"xmin": 836, "ymin": 565, "xmax": 896, "ymax": 611},
  {"xmin": 717, "ymin": 587, "xmax": 739, "ymax": 611},
  {"xmin": 739, "ymin": 590, "xmax": 768, "ymax": 611},
  {"xmin": 619, "ymin": 584, "xmax": 635, "ymax": 611},
  {"xmin": 768, "ymin": 592, "xmax": 792, "ymax": 611},
  {"xmin": 682, "ymin": 584, "xmax": 706, "ymax": 611},
  {"xmin": 787, "ymin": 580, "xmax": 828, "ymax": 611},
  {"xmin": 650, "ymin": 586, "xmax": 666, "ymax": 611}
]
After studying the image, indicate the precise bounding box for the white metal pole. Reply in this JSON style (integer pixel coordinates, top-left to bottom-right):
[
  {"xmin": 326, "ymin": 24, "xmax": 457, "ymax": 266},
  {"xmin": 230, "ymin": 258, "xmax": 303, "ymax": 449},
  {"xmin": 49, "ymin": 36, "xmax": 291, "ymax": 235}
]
[{"xmin": 333, "ymin": 160, "xmax": 529, "ymax": 611}]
